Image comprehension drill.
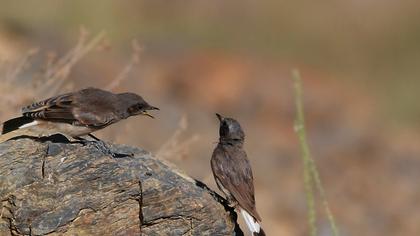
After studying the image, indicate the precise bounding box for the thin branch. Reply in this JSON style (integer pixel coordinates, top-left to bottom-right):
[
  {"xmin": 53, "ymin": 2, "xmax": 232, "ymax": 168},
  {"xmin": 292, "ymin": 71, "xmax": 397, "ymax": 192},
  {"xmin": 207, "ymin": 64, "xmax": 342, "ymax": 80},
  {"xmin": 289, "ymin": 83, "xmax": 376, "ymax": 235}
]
[
  {"xmin": 4, "ymin": 48, "xmax": 39, "ymax": 83},
  {"xmin": 156, "ymin": 115, "xmax": 200, "ymax": 161},
  {"xmin": 40, "ymin": 28, "xmax": 106, "ymax": 97},
  {"xmin": 106, "ymin": 39, "xmax": 142, "ymax": 91}
]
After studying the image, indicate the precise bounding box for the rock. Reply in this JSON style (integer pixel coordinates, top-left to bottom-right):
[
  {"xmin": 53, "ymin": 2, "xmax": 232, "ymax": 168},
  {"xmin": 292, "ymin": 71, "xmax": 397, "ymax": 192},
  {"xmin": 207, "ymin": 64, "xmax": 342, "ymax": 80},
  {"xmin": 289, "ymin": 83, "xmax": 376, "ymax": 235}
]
[{"xmin": 0, "ymin": 138, "xmax": 241, "ymax": 236}]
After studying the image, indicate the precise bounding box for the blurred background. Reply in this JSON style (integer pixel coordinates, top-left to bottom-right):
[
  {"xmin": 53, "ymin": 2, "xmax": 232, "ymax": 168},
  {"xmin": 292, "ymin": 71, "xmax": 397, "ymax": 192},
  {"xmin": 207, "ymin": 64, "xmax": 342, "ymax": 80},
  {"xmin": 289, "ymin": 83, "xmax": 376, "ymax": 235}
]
[{"xmin": 1, "ymin": 1, "xmax": 420, "ymax": 235}]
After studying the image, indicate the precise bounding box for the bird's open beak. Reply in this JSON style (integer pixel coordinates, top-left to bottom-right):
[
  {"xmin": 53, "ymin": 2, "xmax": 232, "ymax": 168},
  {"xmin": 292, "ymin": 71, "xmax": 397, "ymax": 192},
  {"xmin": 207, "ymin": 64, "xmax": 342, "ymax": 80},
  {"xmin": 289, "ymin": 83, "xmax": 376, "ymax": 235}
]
[
  {"xmin": 142, "ymin": 110, "xmax": 155, "ymax": 119},
  {"xmin": 216, "ymin": 113, "xmax": 224, "ymax": 122},
  {"xmin": 142, "ymin": 106, "xmax": 159, "ymax": 118}
]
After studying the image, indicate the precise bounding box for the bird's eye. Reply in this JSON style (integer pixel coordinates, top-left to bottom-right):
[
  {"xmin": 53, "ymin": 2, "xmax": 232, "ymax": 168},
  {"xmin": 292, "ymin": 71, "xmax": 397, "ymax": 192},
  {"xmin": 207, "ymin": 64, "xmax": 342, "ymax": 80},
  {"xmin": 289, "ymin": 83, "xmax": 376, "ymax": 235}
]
[
  {"xmin": 220, "ymin": 122, "xmax": 229, "ymax": 135},
  {"xmin": 128, "ymin": 106, "xmax": 136, "ymax": 113}
]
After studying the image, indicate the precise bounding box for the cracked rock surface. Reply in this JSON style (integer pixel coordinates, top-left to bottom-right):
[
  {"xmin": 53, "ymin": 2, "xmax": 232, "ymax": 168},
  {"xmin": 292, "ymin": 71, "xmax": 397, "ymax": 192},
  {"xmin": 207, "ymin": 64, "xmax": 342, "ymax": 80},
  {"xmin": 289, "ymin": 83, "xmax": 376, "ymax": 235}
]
[{"xmin": 0, "ymin": 139, "xmax": 237, "ymax": 235}]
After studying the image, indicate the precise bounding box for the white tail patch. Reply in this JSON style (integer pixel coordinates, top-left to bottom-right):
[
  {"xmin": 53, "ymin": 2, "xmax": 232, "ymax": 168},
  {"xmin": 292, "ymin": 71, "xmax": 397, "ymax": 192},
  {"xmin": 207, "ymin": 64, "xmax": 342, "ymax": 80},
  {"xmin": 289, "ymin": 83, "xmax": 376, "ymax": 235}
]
[
  {"xmin": 19, "ymin": 121, "xmax": 39, "ymax": 129},
  {"xmin": 240, "ymin": 208, "xmax": 261, "ymax": 234}
]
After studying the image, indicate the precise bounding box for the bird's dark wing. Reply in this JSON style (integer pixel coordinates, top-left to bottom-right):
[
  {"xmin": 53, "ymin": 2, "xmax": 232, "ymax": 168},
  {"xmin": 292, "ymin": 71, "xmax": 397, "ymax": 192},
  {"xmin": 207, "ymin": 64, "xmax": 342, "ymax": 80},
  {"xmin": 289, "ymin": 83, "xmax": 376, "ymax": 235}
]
[
  {"xmin": 211, "ymin": 144, "xmax": 261, "ymax": 222},
  {"xmin": 22, "ymin": 92, "xmax": 76, "ymax": 122},
  {"xmin": 22, "ymin": 88, "xmax": 120, "ymax": 128}
]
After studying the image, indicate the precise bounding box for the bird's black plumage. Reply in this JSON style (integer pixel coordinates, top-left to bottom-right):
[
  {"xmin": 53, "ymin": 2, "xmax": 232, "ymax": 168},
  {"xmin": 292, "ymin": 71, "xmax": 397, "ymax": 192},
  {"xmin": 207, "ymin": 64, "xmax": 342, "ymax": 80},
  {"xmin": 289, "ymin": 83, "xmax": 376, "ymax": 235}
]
[{"xmin": 1, "ymin": 116, "xmax": 34, "ymax": 134}]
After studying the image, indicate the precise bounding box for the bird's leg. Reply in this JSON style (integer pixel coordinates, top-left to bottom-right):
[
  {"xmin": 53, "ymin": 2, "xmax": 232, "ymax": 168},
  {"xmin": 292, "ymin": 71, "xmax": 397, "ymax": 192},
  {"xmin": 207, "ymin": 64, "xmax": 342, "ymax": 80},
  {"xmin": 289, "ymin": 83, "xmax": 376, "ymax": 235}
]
[
  {"xmin": 227, "ymin": 196, "xmax": 239, "ymax": 208},
  {"xmin": 82, "ymin": 134, "xmax": 133, "ymax": 158},
  {"xmin": 221, "ymin": 191, "xmax": 238, "ymax": 208},
  {"xmin": 73, "ymin": 136, "xmax": 113, "ymax": 157},
  {"xmin": 215, "ymin": 178, "xmax": 238, "ymax": 208},
  {"xmin": 87, "ymin": 134, "xmax": 101, "ymax": 141}
]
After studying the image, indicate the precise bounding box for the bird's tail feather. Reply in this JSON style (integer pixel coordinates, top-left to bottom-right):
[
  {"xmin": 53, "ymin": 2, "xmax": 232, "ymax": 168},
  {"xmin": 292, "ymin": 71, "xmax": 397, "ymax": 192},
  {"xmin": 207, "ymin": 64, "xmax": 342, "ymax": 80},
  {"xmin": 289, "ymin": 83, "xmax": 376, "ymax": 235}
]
[
  {"xmin": 2, "ymin": 116, "xmax": 35, "ymax": 134},
  {"xmin": 253, "ymin": 228, "xmax": 266, "ymax": 236},
  {"xmin": 0, "ymin": 123, "xmax": 76, "ymax": 143},
  {"xmin": 240, "ymin": 208, "xmax": 265, "ymax": 236}
]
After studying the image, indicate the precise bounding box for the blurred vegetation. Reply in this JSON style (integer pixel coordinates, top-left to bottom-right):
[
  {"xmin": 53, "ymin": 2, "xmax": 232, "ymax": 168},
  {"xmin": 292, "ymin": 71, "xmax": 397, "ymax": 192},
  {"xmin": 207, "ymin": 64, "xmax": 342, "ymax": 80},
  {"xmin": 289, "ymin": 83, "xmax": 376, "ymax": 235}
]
[
  {"xmin": 0, "ymin": 1, "xmax": 420, "ymax": 235},
  {"xmin": 1, "ymin": 1, "xmax": 420, "ymax": 125},
  {"xmin": 293, "ymin": 70, "xmax": 339, "ymax": 236}
]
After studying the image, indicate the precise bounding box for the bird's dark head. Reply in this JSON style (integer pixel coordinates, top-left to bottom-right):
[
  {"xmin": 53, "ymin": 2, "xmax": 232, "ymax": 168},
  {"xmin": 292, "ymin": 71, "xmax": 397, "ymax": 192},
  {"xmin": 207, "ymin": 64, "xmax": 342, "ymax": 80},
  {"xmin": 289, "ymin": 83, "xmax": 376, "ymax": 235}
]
[
  {"xmin": 118, "ymin": 92, "xmax": 159, "ymax": 118},
  {"xmin": 216, "ymin": 113, "xmax": 245, "ymax": 144}
]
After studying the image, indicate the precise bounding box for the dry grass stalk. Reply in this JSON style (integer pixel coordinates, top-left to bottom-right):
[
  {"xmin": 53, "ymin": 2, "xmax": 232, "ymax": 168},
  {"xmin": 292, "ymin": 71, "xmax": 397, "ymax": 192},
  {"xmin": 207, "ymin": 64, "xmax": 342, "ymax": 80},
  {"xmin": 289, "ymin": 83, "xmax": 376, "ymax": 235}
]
[
  {"xmin": 0, "ymin": 29, "xmax": 106, "ymax": 121},
  {"xmin": 106, "ymin": 39, "xmax": 142, "ymax": 91},
  {"xmin": 38, "ymin": 27, "xmax": 105, "ymax": 98},
  {"xmin": 292, "ymin": 69, "xmax": 339, "ymax": 236},
  {"xmin": 156, "ymin": 115, "xmax": 200, "ymax": 161},
  {"xmin": 3, "ymin": 48, "xmax": 39, "ymax": 83}
]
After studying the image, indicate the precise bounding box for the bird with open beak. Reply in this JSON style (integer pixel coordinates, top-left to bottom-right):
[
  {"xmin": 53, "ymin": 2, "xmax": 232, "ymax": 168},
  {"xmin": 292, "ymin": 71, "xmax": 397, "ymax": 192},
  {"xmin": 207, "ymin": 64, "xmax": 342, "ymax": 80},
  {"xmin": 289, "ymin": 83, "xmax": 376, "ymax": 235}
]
[
  {"xmin": 211, "ymin": 113, "xmax": 265, "ymax": 236},
  {"xmin": 0, "ymin": 87, "xmax": 159, "ymax": 144}
]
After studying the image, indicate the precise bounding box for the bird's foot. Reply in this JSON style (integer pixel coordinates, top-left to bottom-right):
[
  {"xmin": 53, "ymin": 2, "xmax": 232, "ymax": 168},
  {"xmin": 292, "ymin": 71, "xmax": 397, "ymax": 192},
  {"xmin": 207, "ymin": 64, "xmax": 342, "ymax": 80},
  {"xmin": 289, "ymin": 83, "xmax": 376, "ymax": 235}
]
[
  {"xmin": 78, "ymin": 138, "xmax": 133, "ymax": 158},
  {"xmin": 227, "ymin": 197, "xmax": 238, "ymax": 209}
]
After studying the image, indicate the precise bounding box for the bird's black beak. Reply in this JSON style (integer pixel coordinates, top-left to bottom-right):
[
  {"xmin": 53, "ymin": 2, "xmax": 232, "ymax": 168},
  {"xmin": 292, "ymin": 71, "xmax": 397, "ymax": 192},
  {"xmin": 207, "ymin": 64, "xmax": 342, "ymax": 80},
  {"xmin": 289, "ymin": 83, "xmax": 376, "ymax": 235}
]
[
  {"xmin": 216, "ymin": 113, "xmax": 224, "ymax": 122},
  {"xmin": 142, "ymin": 106, "xmax": 159, "ymax": 119}
]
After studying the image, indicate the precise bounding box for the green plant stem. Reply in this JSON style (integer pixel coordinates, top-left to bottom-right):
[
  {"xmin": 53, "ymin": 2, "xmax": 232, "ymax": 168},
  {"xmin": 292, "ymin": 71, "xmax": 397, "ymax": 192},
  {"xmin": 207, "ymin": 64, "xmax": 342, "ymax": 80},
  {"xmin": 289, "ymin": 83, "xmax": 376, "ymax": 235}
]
[{"xmin": 292, "ymin": 69, "xmax": 339, "ymax": 236}]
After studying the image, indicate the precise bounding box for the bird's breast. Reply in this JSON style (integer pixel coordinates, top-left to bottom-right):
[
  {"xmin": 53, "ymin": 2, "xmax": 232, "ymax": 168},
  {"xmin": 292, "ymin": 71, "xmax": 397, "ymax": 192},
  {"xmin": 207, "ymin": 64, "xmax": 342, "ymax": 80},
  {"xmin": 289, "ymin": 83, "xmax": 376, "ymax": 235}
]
[{"xmin": 24, "ymin": 121, "xmax": 97, "ymax": 137}]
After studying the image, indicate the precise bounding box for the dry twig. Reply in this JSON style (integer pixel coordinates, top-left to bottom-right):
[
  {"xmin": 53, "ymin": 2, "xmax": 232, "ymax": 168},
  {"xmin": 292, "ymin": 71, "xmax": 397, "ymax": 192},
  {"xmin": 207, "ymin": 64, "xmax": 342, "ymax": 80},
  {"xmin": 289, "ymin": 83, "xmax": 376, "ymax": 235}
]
[
  {"xmin": 156, "ymin": 115, "xmax": 200, "ymax": 161},
  {"xmin": 106, "ymin": 39, "xmax": 142, "ymax": 91}
]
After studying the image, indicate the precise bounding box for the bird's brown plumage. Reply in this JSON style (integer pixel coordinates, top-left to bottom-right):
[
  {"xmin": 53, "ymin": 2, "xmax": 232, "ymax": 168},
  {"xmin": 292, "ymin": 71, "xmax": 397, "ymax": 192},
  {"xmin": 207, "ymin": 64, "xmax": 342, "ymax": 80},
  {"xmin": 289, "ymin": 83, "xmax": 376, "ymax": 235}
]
[
  {"xmin": 211, "ymin": 143, "xmax": 262, "ymax": 222},
  {"xmin": 22, "ymin": 88, "xmax": 128, "ymax": 128},
  {"xmin": 1, "ymin": 87, "xmax": 158, "ymax": 138},
  {"xmin": 211, "ymin": 114, "xmax": 262, "ymax": 224}
]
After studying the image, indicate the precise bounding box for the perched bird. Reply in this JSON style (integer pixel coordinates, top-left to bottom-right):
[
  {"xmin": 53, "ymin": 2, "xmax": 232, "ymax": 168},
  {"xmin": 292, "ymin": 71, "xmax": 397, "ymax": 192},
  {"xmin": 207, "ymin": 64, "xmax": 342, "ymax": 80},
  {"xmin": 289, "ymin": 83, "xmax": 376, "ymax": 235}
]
[
  {"xmin": 0, "ymin": 87, "xmax": 159, "ymax": 143},
  {"xmin": 211, "ymin": 113, "xmax": 265, "ymax": 236}
]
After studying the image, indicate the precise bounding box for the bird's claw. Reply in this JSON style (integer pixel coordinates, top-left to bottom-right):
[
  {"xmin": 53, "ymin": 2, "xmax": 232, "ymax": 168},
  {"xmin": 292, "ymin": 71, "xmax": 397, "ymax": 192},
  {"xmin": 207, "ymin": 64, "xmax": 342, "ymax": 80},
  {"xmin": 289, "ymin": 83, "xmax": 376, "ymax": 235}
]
[{"xmin": 80, "ymin": 139, "xmax": 133, "ymax": 158}]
